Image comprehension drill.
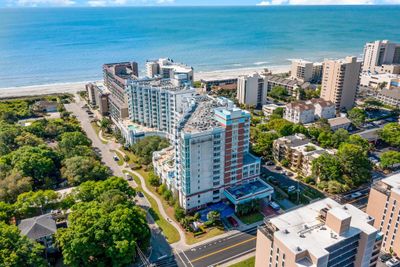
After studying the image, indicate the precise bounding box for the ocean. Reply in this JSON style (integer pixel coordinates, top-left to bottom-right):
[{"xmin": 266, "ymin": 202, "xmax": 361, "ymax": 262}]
[{"xmin": 0, "ymin": 6, "xmax": 399, "ymax": 88}]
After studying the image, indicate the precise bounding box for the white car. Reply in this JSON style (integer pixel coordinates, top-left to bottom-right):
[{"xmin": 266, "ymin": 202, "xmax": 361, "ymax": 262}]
[
  {"xmin": 288, "ymin": 185, "xmax": 296, "ymax": 193},
  {"xmin": 349, "ymin": 192, "xmax": 362, "ymax": 199},
  {"xmin": 386, "ymin": 258, "xmax": 400, "ymax": 267}
]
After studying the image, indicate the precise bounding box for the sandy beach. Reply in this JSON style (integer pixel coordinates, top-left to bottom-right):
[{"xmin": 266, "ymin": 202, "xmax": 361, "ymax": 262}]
[{"xmin": 0, "ymin": 65, "xmax": 290, "ymax": 98}]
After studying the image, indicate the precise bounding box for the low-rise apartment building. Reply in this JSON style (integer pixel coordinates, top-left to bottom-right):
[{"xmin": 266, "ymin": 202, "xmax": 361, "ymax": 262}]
[
  {"xmin": 328, "ymin": 116, "xmax": 352, "ymax": 131},
  {"xmin": 366, "ymin": 173, "xmax": 400, "ymax": 254},
  {"xmin": 255, "ymin": 198, "xmax": 382, "ymax": 267},
  {"xmin": 146, "ymin": 58, "xmax": 193, "ymax": 86},
  {"xmin": 262, "ymin": 103, "xmax": 284, "ymax": 120},
  {"xmin": 264, "ymin": 74, "xmax": 311, "ymax": 100},
  {"xmin": 360, "ymin": 72, "xmax": 400, "ymax": 89},
  {"xmin": 284, "ymin": 98, "xmax": 336, "ymax": 124},
  {"xmin": 273, "ymin": 134, "xmax": 334, "ymax": 177},
  {"xmin": 376, "ymin": 88, "xmax": 400, "ymax": 108},
  {"xmin": 103, "ymin": 61, "xmax": 138, "ymax": 121}
]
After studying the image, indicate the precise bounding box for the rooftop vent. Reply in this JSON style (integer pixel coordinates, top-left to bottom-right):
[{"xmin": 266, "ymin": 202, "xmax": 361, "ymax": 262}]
[
  {"xmin": 283, "ymin": 229, "xmax": 289, "ymax": 234},
  {"xmin": 296, "ymin": 246, "xmax": 302, "ymax": 252}
]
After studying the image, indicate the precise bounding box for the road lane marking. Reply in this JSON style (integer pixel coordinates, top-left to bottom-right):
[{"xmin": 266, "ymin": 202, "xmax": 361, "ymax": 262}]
[
  {"xmin": 209, "ymin": 248, "xmax": 256, "ymax": 267},
  {"xmin": 191, "ymin": 237, "xmax": 257, "ymax": 263},
  {"xmin": 175, "ymin": 249, "xmax": 188, "ymax": 267},
  {"xmin": 181, "ymin": 249, "xmax": 194, "ymax": 267}
]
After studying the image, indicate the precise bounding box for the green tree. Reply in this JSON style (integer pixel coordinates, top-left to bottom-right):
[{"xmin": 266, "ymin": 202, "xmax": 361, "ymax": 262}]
[
  {"xmin": 207, "ymin": 211, "xmax": 220, "ymax": 223},
  {"xmin": 331, "ymin": 129, "xmax": 349, "ymax": 148},
  {"xmin": 73, "ymin": 177, "xmax": 135, "ymax": 203},
  {"xmin": 62, "ymin": 156, "xmax": 111, "ymax": 185},
  {"xmin": 380, "ymin": 123, "xmax": 400, "ymax": 147},
  {"xmin": 337, "ymin": 143, "xmax": 372, "ymax": 185},
  {"xmin": 348, "ymin": 108, "xmax": 366, "ymax": 127},
  {"xmin": 99, "ymin": 118, "xmax": 112, "ymax": 134},
  {"xmin": 149, "ymin": 172, "xmax": 161, "ymax": 187},
  {"xmin": 56, "ymin": 201, "xmax": 150, "ymax": 267},
  {"xmin": 347, "ymin": 135, "xmax": 371, "ymax": 151},
  {"xmin": 0, "ymin": 122, "xmax": 22, "ymax": 156},
  {"xmin": 380, "ymin": 151, "xmax": 400, "ymax": 169},
  {"xmin": 2, "ymin": 146, "xmax": 59, "ymax": 187},
  {"xmin": 317, "ymin": 131, "xmax": 333, "ymax": 148},
  {"xmin": 0, "ymin": 222, "xmax": 46, "ymax": 267},
  {"xmin": 269, "ymin": 86, "xmax": 288, "ymax": 101},
  {"xmin": 15, "ymin": 190, "xmax": 59, "ymax": 217},
  {"xmin": 251, "ymin": 132, "xmax": 279, "ymax": 159},
  {"xmin": 130, "ymin": 136, "xmax": 170, "ymax": 165},
  {"xmin": 14, "ymin": 132, "xmax": 44, "ymax": 147},
  {"xmin": 0, "ymin": 171, "xmax": 32, "ymax": 203},
  {"xmin": 59, "ymin": 131, "xmax": 91, "ymax": 153},
  {"xmin": 0, "ymin": 201, "xmax": 14, "ymax": 222},
  {"xmin": 312, "ymin": 153, "xmax": 343, "ymax": 182}
]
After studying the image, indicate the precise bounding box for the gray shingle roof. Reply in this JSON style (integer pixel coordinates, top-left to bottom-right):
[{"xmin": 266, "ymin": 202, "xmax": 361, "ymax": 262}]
[{"xmin": 18, "ymin": 214, "xmax": 57, "ymax": 240}]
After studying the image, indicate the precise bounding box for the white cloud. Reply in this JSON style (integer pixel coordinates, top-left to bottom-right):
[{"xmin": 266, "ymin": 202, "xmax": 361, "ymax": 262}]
[
  {"xmin": 257, "ymin": 0, "xmax": 287, "ymax": 5},
  {"xmin": 15, "ymin": 0, "xmax": 75, "ymax": 6}
]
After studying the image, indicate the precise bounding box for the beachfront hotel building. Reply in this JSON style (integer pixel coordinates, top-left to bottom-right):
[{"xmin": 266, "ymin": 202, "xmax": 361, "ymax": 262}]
[
  {"xmin": 103, "ymin": 61, "xmax": 138, "ymax": 121},
  {"xmin": 255, "ymin": 198, "xmax": 382, "ymax": 267},
  {"xmin": 362, "ymin": 40, "xmax": 400, "ymax": 73},
  {"xmin": 174, "ymin": 96, "xmax": 273, "ymax": 211},
  {"xmin": 264, "ymin": 74, "xmax": 311, "ymax": 100},
  {"xmin": 320, "ymin": 56, "xmax": 361, "ymax": 111},
  {"xmin": 146, "ymin": 58, "xmax": 194, "ymax": 86},
  {"xmin": 126, "ymin": 77, "xmax": 196, "ymax": 140},
  {"xmin": 366, "ymin": 173, "xmax": 400, "ymax": 254},
  {"xmin": 237, "ymin": 73, "xmax": 268, "ymax": 107},
  {"xmin": 290, "ymin": 59, "xmax": 324, "ymax": 83}
]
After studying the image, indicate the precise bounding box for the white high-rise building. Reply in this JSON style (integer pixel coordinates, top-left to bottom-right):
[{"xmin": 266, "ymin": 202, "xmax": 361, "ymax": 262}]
[
  {"xmin": 174, "ymin": 96, "xmax": 273, "ymax": 211},
  {"xmin": 237, "ymin": 73, "xmax": 268, "ymax": 107},
  {"xmin": 362, "ymin": 40, "xmax": 400, "ymax": 73},
  {"xmin": 126, "ymin": 77, "xmax": 196, "ymax": 139},
  {"xmin": 145, "ymin": 58, "xmax": 194, "ymax": 86}
]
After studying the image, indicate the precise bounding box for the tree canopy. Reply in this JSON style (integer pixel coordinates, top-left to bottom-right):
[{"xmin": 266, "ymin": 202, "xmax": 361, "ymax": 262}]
[
  {"xmin": 130, "ymin": 136, "xmax": 170, "ymax": 165},
  {"xmin": 347, "ymin": 108, "xmax": 366, "ymax": 127},
  {"xmin": 380, "ymin": 151, "xmax": 400, "ymax": 169},
  {"xmin": 380, "ymin": 123, "xmax": 400, "ymax": 147},
  {"xmin": 61, "ymin": 156, "xmax": 111, "ymax": 185},
  {"xmin": 0, "ymin": 222, "xmax": 47, "ymax": 267}
]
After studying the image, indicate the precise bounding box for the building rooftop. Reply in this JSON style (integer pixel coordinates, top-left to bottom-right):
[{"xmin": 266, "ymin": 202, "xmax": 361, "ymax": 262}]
[
  {"xmin": 225, "ymin": 179, "xmax": 273, "ymax": 201},
  {"xmin": 327, "ymin": 116, "xmax": 352, "ymax": 127},
  {"xmin": 128, "ymin": 77, "xmax": 193, "ymax": 92},
  {"xmin": 182, "ymin": 96, "xmax": 228, "ymax": 133},
  {"xmin": 18, "ymin": 213, "xmax": 57, "ymax": 240},
  {"xmin": 379, "ymin": 88, "xmax": 400, "ymax": 100},
  {"xmin": 291, "ymin": 142, "xmax": 325, "ymax": 156},
  {"xmin": 377, "ymin": 173, "xmax": 400, "ymax": 195},
  {"xmin": 267, "ymin": 198, "xmax": 377, "ymax": 259},
  {"xmin": 275, "ymin": 134, "xmax": 309, "ymax": 148},
  {"xmin": 264, "ymin": 74, "xmax": 311, "ymax": 89},
  {"xmin": 286, "ymin": 98, "xmax": 334, "ymax": 111}
]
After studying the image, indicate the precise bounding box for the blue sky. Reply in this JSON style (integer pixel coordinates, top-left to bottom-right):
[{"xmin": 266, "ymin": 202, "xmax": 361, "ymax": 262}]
[{"xmin": 3, "ymin": 0, "xmax": 400, "ymax": 7}]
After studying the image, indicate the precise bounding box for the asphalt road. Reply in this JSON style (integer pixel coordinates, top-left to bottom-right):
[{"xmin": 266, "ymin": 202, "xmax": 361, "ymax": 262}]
[
  {"xmin": 174, "ymin": 227, "xmax": 258, "ymax": 267},
  {"xmin": 65, "ymin": 96, "xmax": 173, "ymax": 264}
]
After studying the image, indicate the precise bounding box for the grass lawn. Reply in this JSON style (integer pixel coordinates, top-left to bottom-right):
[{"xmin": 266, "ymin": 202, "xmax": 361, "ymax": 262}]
[
  {"xmin": 136, "ymin": 168, "xmax": 227, "ymax": 245},
  {"xmin": 119, "ymin": 147, "xmax": 139, "ymax": 165},
  {"xmin": 186, "ymin": 227, "xmax": 226, "ymax": 245},
  {"xmin": 90, "ymin": 122, "xmax": 108, "ymax": 144},
  {"xmin": 123, "ymin": 170, "xmax": 180, "ymax": 244},
  {"xmin": 237, "ymin": 212, "xmax": 264, "ymax": 225},
  {"xmin": 229, "ymin": 256, "xmax": 255, "ymax": 267}
]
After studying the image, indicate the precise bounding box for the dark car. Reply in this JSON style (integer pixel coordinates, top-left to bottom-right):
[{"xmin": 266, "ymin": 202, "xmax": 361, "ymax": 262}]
[
  {"xmin": 275, "ymin": 166, "xmax": 282, "ymax": 171},
  {"xmin": 380, "ymin": 253, "xmax": 392, "ymax": 262},
  {"xmin": 137, "ymin": 191, "xmax": 144, "ymax": 197},
  {"xmin": 227, "ymin": 216, "xmax": 239, "ymax": 227}
]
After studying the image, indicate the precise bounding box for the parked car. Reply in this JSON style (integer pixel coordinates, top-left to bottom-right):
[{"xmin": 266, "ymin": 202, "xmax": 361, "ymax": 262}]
[
  {"xmin": 113, "ymin": 155, "xmax": 120, "ymax": 161},
  {"xmin": 126, "ymin": 174, "xmax": 133, "ymax": 181},
  {"xmin": 137, "ymin": 191, "xmax": 144, "ymax": 197},
  {"xmin": 349, "ymin": 192, "xmax": 362, "ymax": 199},
  {"xmin": 269, "ymin": 201, "xmax": 280, "ymax": 211},
  {"xmin": 386, "ymin": 258, "xmax": 400, "ymax": 267},
  {"xmin": 288, "ymin": 185, "xmax": 296, "ymax": 193},
  {"xmin": 275, "ymin": 166, "xmax": 282, "ymax": 171},
  {"xmin": 266, "ymin": 161, "xmax": 275, "ymax": 166},
  {"xmin": 268, "ymin": 177, "xmax": 280, "ymax": 186},
  {"xmin": 380, "ymin": 253, "xmax": 392, "ymax": 262},
  {"xmin": 227, "ymin": 216, "xmax": 239, "ymax": 227},
  {"xmin": 287, "ymin": 172, "xmax": 294, "ymax": 177}
]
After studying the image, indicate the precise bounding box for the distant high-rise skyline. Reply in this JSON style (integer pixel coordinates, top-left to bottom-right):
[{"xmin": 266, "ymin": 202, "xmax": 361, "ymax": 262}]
[{"xmin": 2, "ymin": 0, "xmax": 400, "ymax": 7}]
